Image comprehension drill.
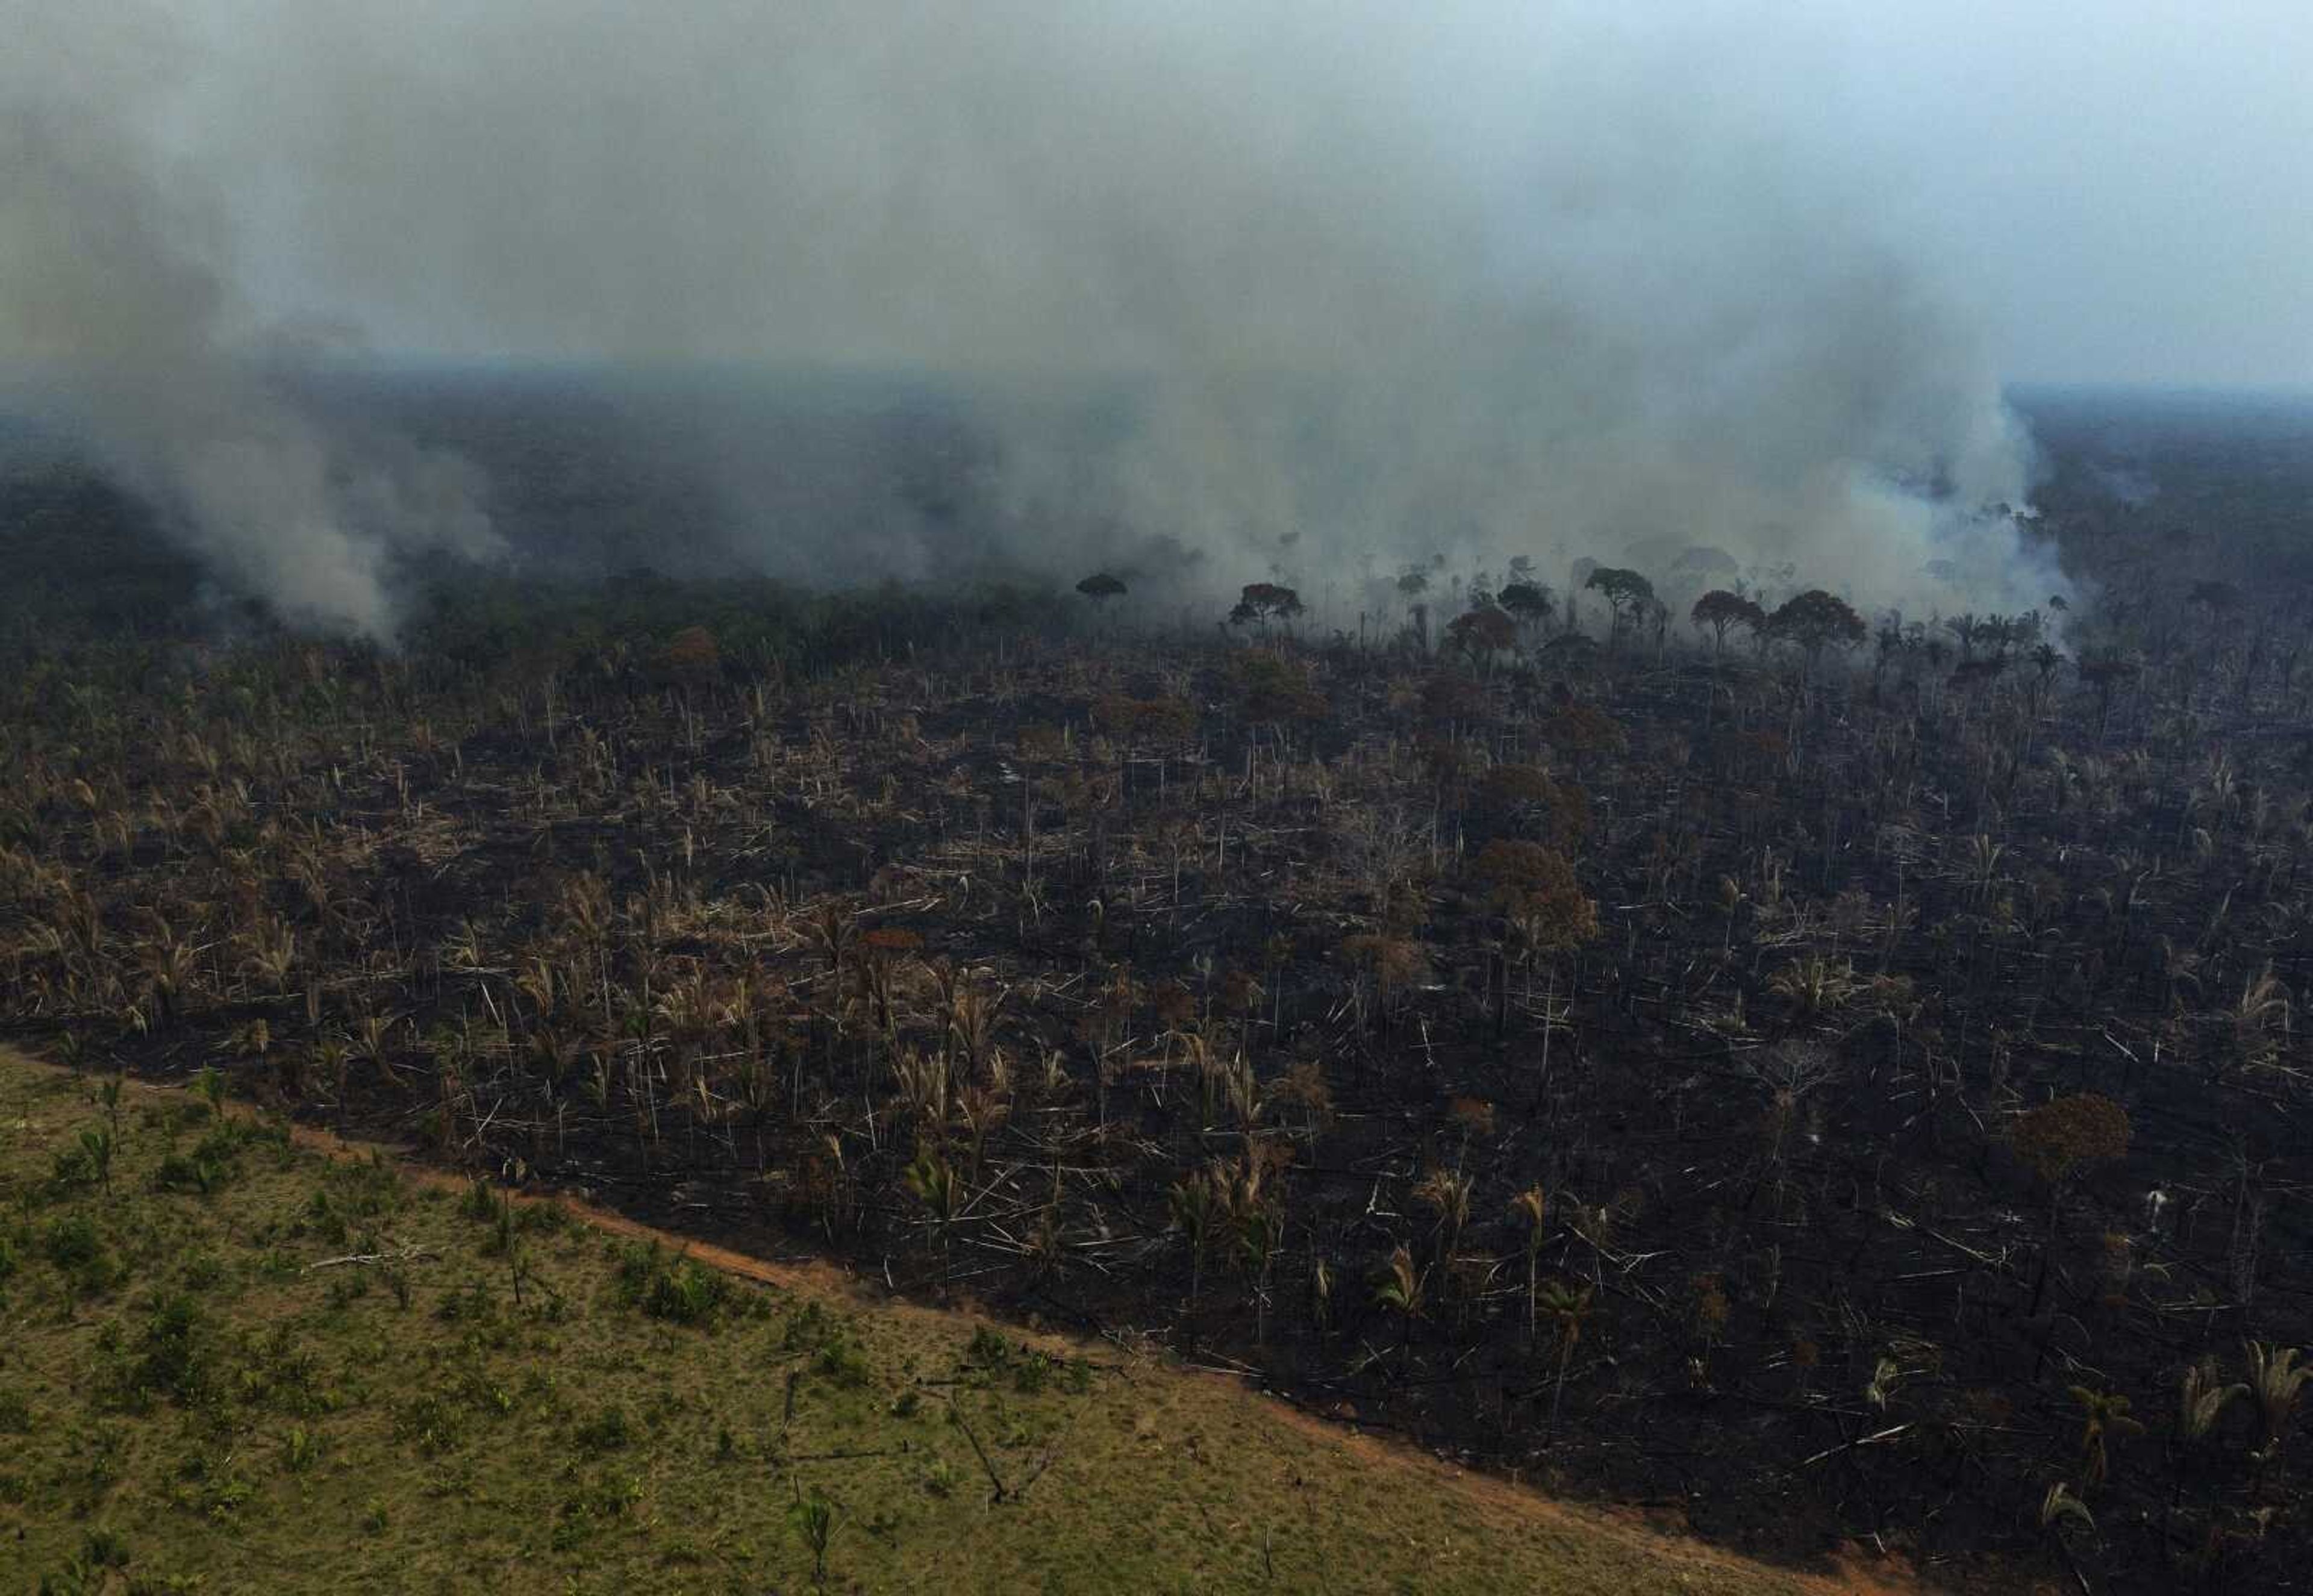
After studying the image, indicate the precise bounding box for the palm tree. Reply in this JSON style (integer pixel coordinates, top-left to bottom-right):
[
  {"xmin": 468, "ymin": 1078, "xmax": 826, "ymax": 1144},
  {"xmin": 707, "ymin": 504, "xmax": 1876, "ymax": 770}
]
[
  {"xmin": 1168, "ymin": 1168, "xmax": 1220, "ymax": 1343},
  {"xmin": 1538, "ymin": 1280, "xmax": 1594, "ymax": 1438},
  {"xmin": 904, "ymin": 1147, "xmax": 961, "ymax": 1289},
  {"xmin": 2068, "ymin": 1386, "xmax": 2145, "ymax": 1488},
  {"xmin": 1509, "ymin": 1186, "xmax": 1548, "ymax": 1349},
  {"xmin": 1234, "ymin": 1192, "xmax": 1285, "ymax": 1347},
  {"xmin": 2040, "ymin": 1480, "xmax": 2095, "ymax": 1541},
  {"xmin": 2180, "ymin": 1359, "xmax": 2246, "ymax": 1449},
  {"xmin": 787, "ymin": 1483, "xmax": 840, "ymax": 1588},
  {"xmin": 1412, "ymin": 1167, "xmax": 1473, "ymax": 1265},
  {"xmin": 1372, "ymin": 1243, "xmax": 1428, "ymax": 1377},
  {"xmin": 2226, "ymin": 967, "xmax": 2291, "ymax": 1082},
  {"xmin": 1767, "ymin": 953, "xmax": 1861, "ymax": 1021},
  {"xmin": 2173, "ymin": 1360, "xmax": 2246, "ymax": 1531},
  {"xmin": 2244, "ymin": 1342, "xmax": 2312, "ymax": 1461}
]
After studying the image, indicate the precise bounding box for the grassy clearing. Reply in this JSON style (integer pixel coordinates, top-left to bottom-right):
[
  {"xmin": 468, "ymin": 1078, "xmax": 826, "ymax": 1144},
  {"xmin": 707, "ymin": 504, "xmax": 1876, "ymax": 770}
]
[{"xmin": 0, "ymin": 1049, "xmax": 1854, "ymax": 1594}]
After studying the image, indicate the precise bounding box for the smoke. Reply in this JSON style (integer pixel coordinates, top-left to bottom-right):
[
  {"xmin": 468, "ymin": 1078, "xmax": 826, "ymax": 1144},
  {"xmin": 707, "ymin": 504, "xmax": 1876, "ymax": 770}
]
[
  {"xmin": 7, "ymin": 1, "xmax": 2068, "ymax": 637},
  {"xmin": 0, "ymin": 1, "xmax": 501, "ymax": 638}
]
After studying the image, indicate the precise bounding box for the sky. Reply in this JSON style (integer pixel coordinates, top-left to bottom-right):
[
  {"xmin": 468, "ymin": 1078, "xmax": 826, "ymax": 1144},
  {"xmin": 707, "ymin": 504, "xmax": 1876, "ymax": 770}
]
[
  {"xmin": 2, "ymin": 0, "xmax": 2306, "ymax": 635},
  {"xmin": 154, "ymin": 0, "xmax": 2311, "ymax": 390},
  {"xmin": 1815, "ymin": 1, "xmax": 2313, "ymax": 388}
]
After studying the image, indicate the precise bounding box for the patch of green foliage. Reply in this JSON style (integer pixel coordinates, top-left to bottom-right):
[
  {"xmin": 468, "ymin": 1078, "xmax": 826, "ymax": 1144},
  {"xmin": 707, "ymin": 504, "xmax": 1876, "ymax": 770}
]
[{"xmin": 0, "ymin": 1047, "xmax": 1828, "ymax": 1595}]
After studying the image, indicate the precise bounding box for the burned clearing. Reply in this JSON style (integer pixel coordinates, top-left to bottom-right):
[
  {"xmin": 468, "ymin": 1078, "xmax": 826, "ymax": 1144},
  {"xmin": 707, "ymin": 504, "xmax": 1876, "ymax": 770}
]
[{"xmin": 8, "ymin": 393, "xmax": 2313, "ymax": 1590}]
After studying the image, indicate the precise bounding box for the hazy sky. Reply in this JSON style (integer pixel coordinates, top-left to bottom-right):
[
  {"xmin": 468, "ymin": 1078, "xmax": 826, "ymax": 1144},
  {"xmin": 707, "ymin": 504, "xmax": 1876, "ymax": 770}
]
[
  {"xmin": 3, "ymin": 0, "xmax": 2303, "ymax": 635},
  {"xmin": 1817, "ymin": 1, "xmax": 2313, "ymax": 388},
  {"xmin": 148, "ymin": 0, "xmax": 2308, "ymax": 389}
]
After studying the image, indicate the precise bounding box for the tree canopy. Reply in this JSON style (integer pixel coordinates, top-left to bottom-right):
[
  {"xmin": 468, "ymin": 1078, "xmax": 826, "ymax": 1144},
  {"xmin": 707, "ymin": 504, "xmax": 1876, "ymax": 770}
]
[
  {"xmin": 1690, "ymin": 590, "xmax": 1765, "ymax": 650},
  {"xmin": 1765, "ymin": 590, "xmax": 1867, "ymax": 661},
  {"xmin": 1473, "ymin": 840, "xmax": 1599, "ymax": 958},
  {"xmin": 1228, "ymin": 582, "xmax": 1305, "ymax": 631},
  {"xmin": 1446, "ymin": 605, "xmax": 1519, "ymax": 661},
  {"xmin": 1583, "ymin": 567, "xmax": 1655, "ymax": 627},
  {"xmin": 1497, "ymin": 581, "xmax": 1555, "ymax": 624}
]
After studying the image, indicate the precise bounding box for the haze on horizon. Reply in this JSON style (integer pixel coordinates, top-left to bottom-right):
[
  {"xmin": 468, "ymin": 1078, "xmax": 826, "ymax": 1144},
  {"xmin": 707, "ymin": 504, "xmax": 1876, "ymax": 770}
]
[
  {"xmin": 2, "ymin": 0, "xmax": 2307, "ymax": 637},
  {"xmin": 196, "ymin": 0, "xmax": 2313, "ymax": 393}
]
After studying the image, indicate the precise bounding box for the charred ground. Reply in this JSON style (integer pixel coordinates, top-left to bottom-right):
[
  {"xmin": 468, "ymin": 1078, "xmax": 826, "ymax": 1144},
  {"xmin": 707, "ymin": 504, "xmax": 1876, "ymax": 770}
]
[{"xmin": 6, "ymin": 388, "xmax": 2313, "ymax": 1591}]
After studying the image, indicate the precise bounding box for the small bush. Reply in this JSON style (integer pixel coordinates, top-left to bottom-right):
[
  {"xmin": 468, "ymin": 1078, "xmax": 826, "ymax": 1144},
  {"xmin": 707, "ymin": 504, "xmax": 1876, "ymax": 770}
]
[
  {"xmin": 814, "ymin": 1336, "xmax": 873, "ymax": 1390},
  {"xmin": 129, "ymin": 1294, "xmax": 210, "ymax": 1406},
  {"xmin": 302, "ymin": 1190, "xmax": 349, "ymax": 1247},
  {"xmin": 49, "ymin": 1142, "xmax": 98, "ymax": 1190},
  {"xmin": 279, "ymin": 1425, "xmax": 322, "ymax": 1475},
  {"xmin": 965, "ymin": 1324, "xmax": 1012, "ymax": 1369},
  {"xmin": 617, "ymin": 1244, "xmax": 728, "ymax": 1326},
  {"xmin": 151, "ymin": 1152, "xmax": 234, "ymax": 1197},
  {"xmin": 515, "ymin": 1200, "xmax": 569, "ymax": 1236},
  {"xmin": 435, "ymin": 1278, "xmax": 496, "ymax": 1324},
  {"xmin": 45, "ymin": 1215, "xmax": 123, "ymax": 1297},
  {"xmin": 395, "ymin": 1394, "xmax": 463, "ymax": 1455},
  {"xmin": 781, "ymin": 1300, "xmax": 841, "ymax": 1354},
  {"xmin": 44, "ymin": 1212, "xmax": 104, "ymax": 1269},
  {"xmin": 459, "ymin": 1178, "xmax": 499, "ymax": 1224},
  {"xmin": 573, "ymin": 1403, "xmax": 634, "ymax": 1454},
  {"xmin": 557, "ymin": 1468, "xmax": 643, "ymax": 1535}
]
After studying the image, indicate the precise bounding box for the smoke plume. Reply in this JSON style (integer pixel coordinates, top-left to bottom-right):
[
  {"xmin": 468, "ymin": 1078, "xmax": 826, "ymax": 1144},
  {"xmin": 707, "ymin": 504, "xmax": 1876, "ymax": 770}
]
[
  {"xmin": 0, "ymin": 2, "xmax": 501, "ymax": 638},
  {"xmin": 5, "ymin": 1, "xmax": 2068, "ymax": 637}
]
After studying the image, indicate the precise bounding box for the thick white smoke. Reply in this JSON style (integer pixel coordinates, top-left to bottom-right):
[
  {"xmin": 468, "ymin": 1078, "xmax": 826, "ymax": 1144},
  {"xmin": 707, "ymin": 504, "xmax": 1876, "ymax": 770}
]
[
  {"xmin": 5, "ymin": 1, "xmax": 2067, "ymax": 636},
  {"xmin": 0, "ymin": 2, "xmax": 501, "ymax": 638}
]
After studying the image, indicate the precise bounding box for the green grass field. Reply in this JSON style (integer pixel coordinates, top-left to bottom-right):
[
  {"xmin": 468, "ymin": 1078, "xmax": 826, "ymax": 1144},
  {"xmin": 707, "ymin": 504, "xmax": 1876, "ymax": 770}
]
[{"xmin": 0, "ymin": 1048, "xmax": 1871, "ymax": 1594}]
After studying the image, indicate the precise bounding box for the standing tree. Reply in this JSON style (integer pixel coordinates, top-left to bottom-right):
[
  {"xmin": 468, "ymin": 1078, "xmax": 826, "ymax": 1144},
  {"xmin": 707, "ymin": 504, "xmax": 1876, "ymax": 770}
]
[
  {"xmin": 1583, "ymin": 567, "xmax": 1656, "ymax": 646},
  {"xmin": 659, "ymin": 625, "xmax": 722, "ymax": 700},
  {"xmin": 904, "ymin": 1146, "xmax": 962, "ymax": 1291},
  {"xmin": 1075, "ymin": 571, "xmax": 1128, "ymax": 608},
  {"xmin": 2012, "ymin": 1093, "xmax": 2132, "ymax": 1318},
  {"xmin": 2246, "ymin": 1342, "xmax": 2313, "ymax": 1461},
  {"xmin": 2077, "ymin": 652, "xmax": 2140, "ymax": 741},
  {"xmin": 1446, "ymin": 605, "xmax": 1520, "ymax": 670},
  {"xmin": 1229, "ymin": 582, "xmax": 1305, "ymax": 638},
  {"xmin": 1538, "ymin": 1279, "xmax": 1594, "ymax": 1437},
  {"xmin": 1474, "ymin": 840, "xmax": 1599, "ymax": 1043},
  {"xmin": 1169, "ymin": 1167, "xmax": 1220, "ymax": 1345},
  {"xmin": 2069, "ymin": 1385, "xmax": 2146, "ymax": 1489},
  {"xmin": 1372, "ymin": 1242, "xmax": 1428, "ymax": 1376},
  {"xmin": 1765, "ymin": 589, "xmax": 1868, "ymax": 671},
  {"xmin": 788, "ymin": 1483, "xmax": 840, "ymax": 1588},
  {"xmin": 1690, "ymin": 589, "xmax": 1766, "ymax": 658},
  {"xmin": 1510, "ymin": 1185, "xmax": 1549, "ymax": 1348},
  {"xmin": 1497, "ymin": 580, "xmax": 1556, "ymax": 637}
]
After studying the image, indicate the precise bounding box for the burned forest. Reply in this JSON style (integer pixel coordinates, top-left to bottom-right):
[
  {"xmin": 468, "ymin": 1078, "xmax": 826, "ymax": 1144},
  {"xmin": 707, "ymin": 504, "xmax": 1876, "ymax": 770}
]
[{"xmin": 8, "ymin": 392, "xmax": 2313, "ymax": 1591}]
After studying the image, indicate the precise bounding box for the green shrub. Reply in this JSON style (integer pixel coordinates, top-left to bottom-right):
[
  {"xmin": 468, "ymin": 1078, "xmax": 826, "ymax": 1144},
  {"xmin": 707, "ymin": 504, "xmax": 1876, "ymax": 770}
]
[
  {"xmin": 781, "ymin": 1300, "xmax": 841, "ymax": 1354},
  {"xmin": 814, "ymin": 1336, "xmax": 873, "ymax": 1390},
  {"xmin": 44, "ymin": 1214, "xmax": 122, "ymax": 1296},
  {"xmin": 394, "ymin": 1394, "xmax": 463, "ymax": 1455},
  {"xmin": 128, "ymin": 1294, "xmax": 210, "ymax": 1406},
  {"xmin": 573, "ymin": 1403, "xmax": 634, "ymax": 1454},
  {"xmin": 617, "ymin": 1244, "xmax": 728, "ymax": 1326},
  {"xmin": 44, "ymin": 1212, "xmax": 104, "ymax": 1268}
]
